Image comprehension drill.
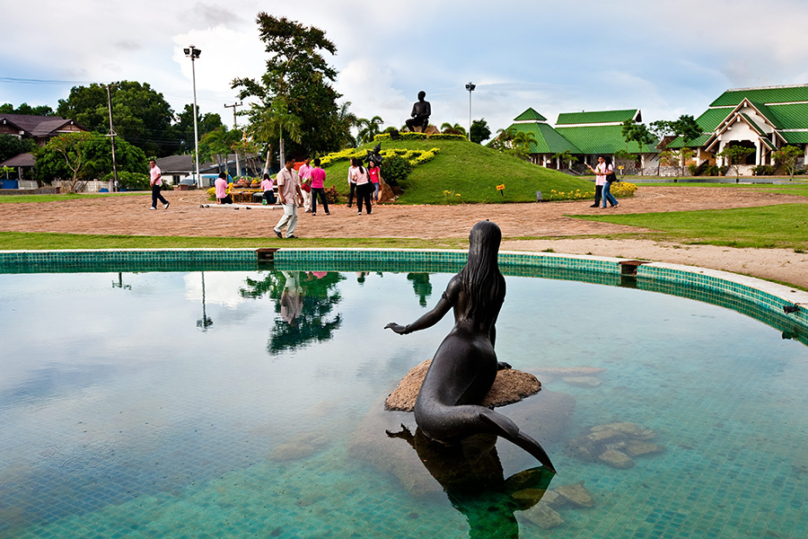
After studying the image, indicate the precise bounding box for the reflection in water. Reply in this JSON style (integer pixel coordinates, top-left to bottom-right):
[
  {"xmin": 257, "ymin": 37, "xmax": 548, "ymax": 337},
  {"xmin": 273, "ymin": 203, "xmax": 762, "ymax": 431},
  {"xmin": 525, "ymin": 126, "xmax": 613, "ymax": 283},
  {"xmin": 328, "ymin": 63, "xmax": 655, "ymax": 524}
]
[
  {"xmin": 407, "ymin": 273, "xmax": 432, "ymax": 307},
  {"xmin": 387, "ymin": 425, "xmax": 554, "ymax": 539},
  {"xmin": 196, "ymin": 272, "xmax": 213, "ymax": 331},
  {"xmin": 240, "ymin": 270, "xmax": 345, "ymax": 354}
]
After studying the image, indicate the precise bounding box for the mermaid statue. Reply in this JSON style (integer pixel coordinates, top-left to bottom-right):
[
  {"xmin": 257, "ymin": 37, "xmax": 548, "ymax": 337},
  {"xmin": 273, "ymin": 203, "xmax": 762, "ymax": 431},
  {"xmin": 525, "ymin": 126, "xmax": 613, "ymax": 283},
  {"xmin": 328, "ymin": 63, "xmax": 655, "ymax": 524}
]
[{"xmin": 386, "ymin": 220, "xmax": 556, "ymax": 473}]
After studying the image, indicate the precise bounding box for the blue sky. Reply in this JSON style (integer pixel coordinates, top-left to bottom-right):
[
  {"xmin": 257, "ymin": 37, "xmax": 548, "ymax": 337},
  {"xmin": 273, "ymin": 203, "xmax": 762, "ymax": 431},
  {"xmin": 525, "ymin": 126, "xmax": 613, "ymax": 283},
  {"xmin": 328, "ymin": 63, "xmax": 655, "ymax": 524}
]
[{"xmin": 2, "ymin": 0, "xmax": 808, "ymax": 138}]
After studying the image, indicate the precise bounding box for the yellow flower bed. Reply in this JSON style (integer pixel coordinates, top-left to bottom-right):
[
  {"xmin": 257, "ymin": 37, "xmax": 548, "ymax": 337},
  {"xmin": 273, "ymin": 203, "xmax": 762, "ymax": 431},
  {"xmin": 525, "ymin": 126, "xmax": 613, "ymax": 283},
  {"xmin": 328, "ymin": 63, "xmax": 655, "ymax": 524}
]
[
  {"xmin": 318, "ymin": 147, "xmax": 441, "ymax": 168},
  {"xmin": 610, "ymin": 181, "xmax": 638, "ymax": 197}
]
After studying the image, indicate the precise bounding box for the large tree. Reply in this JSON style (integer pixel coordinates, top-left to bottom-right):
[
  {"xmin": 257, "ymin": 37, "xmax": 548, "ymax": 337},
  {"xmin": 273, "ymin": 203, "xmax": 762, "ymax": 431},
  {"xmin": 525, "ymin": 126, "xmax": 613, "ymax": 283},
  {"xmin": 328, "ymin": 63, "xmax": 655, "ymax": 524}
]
[
  {"xmin": 56, "ymin": 81, "xmax": 176, "ymax": 157},
  {"xmin": 172, "ymin": 104, "xmax": 224, "ymax": 154},
  {"xmin": 233, "ymin": 13, "xmax": 347, "ymax": 160},
  {"xmin": 35, "ymin": 132, "xmax": 147, "ymax": 186}
]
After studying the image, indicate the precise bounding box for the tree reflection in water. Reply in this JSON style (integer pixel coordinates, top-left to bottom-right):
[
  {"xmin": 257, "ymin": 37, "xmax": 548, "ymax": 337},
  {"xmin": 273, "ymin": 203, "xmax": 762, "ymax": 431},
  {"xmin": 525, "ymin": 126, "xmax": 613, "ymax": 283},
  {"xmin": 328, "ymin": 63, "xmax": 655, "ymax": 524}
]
[
  {"xmin": 407, "ymin": 273, "xmax": 433, "ymax": 307},
  {"xmin": 387, "ymin": 425, "xmax": 554, "ymax": 539},
  {"xmin": 239, "ymin": 270, "xmax": 345, "ymax": 355}
]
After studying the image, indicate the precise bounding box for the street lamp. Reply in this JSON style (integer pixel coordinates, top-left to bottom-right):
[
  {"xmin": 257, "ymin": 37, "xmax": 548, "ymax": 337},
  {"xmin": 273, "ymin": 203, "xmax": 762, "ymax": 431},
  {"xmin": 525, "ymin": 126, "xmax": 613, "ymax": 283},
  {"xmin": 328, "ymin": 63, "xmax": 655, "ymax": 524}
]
[
  {"xmin": 184, "ymin": 45, "xmax": 202, "ymax": 188},
  {"xmin": 465, "ymin": 82, "xmax": 476, "ymax": 141}
]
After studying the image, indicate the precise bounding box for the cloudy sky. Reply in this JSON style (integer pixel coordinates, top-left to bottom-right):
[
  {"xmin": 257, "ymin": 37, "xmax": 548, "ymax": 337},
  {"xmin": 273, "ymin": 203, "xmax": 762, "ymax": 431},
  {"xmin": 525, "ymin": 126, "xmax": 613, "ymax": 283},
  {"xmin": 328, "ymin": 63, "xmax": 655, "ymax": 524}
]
[{"xmin": 3, "ymin": 0, "xmax": 808, "ymax": 137}]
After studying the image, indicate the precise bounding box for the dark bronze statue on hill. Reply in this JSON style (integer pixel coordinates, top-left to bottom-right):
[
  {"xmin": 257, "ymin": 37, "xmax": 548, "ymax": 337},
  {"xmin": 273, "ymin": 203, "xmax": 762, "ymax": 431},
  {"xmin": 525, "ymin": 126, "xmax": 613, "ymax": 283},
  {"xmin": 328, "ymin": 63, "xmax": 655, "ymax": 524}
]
[
  {"xmin": 405, "ymin": 91, "xmax": 431, "ymax": 132},
  {"xmin": 386, "ymin": 220, "xmax": 556, "ymax": 473}
]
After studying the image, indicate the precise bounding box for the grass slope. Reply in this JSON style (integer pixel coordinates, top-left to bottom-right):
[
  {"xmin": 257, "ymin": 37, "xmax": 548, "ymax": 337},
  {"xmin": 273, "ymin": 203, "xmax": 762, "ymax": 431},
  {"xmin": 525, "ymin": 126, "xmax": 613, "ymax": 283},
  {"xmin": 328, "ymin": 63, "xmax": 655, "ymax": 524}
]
[
  {"xmin": 322, "ymin": 139, "xmax": 594, "ymax": 204},
  {"xmin": 575, "ymin": 203, "xmax": 808, "ymax": 250}
]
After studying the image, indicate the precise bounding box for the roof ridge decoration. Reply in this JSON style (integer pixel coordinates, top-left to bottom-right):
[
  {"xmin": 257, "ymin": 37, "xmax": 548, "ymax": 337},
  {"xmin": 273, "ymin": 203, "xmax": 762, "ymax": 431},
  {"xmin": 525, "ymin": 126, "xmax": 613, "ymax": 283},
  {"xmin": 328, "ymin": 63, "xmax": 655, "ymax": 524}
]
[
  {"xmin": 513, "ymin": 108, "xmax": 547, "ymax": 122},
  {"xmin": 724, "ymin": 83, "xmax": 808, "ymax": 92}
]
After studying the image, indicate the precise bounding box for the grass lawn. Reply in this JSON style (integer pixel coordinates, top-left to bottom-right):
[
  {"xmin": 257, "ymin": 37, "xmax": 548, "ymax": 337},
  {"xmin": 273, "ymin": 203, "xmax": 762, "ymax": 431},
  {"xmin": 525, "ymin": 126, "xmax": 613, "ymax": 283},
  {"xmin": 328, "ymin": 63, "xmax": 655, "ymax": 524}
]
[
  {"xmin": 0, "ymin": 232, "xmax": 468, "ymax": 251},
  {"xmin": 322, "ymin": 139, "xmax": 594, "ymax": 204},
  {"xmin": 632, "ymin": 183, "xmax": 808, "ymax": 198},
  {"xmin": 574, "ymin": 203, "xmax": 808, "ymax": 250},
  {"xmin": 0, "ymin": 192, "xmax": 146, "ymax": 204}
]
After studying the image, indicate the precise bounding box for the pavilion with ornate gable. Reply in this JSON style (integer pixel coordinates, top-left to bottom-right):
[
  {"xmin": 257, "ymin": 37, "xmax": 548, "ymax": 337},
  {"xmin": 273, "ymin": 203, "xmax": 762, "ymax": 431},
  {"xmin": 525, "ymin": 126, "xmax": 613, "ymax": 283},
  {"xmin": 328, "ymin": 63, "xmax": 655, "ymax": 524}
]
[{"xmin": 667, "ymin": 84, "xmax": 808, "ymax": 174}]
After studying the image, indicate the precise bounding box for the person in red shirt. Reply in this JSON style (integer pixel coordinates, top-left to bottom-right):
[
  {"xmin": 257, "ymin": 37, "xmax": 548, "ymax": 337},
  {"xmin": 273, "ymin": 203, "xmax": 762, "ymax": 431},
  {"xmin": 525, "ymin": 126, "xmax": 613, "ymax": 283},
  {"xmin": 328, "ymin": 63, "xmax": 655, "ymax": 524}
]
[{"xmin": 368, "ymin": 163, "xmax": 381, "ymax": 205}]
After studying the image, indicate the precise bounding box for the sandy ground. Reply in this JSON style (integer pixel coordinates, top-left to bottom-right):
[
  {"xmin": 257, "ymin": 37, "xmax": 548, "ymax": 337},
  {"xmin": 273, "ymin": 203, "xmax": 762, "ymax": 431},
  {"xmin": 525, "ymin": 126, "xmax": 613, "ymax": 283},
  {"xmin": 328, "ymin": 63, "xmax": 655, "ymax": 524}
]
[{"xmin": 1, "ymin": 186, "xmax": 806, "ymax": 287}]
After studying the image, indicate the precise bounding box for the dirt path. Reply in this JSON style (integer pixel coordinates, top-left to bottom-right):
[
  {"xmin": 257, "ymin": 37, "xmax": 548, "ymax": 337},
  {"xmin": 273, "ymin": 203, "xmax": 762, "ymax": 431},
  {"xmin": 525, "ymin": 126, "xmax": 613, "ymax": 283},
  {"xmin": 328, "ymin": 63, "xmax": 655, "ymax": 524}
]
[{"xmin": 0, "ymin": 186, "xmax": 806, "ymax": 287}]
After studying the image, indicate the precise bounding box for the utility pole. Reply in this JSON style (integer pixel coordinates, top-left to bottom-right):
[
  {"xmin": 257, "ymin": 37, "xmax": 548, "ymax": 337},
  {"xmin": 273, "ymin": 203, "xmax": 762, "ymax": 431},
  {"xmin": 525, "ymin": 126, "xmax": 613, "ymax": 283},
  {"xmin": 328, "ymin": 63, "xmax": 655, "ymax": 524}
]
[
  {"xmin": 105, "ymin": 84, "xmax": 119, "ymax": 191},
  {"xmin": 224, "ymin": 101, "xmax": 243, "ymax": 176},
  {"xmin": 184, "ymin": 45, "xmax": 202, "ymax": 188}
]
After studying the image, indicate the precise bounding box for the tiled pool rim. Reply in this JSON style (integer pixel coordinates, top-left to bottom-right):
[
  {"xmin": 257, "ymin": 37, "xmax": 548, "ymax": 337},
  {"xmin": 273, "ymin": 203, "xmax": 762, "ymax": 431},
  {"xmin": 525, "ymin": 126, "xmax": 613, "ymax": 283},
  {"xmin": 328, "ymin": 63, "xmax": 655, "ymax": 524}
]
[{"xmin": 2, "ymin": 247, "xmax": 806, "ymax": 332}]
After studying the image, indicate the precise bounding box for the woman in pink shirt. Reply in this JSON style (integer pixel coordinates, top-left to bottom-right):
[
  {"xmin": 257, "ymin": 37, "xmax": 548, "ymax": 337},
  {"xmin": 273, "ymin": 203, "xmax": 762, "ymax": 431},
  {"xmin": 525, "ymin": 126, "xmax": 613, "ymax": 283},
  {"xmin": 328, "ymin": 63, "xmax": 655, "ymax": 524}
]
[
  {"xmin": 309, "ymin": 158, "xmax": 329, "ymax": 215},
  {"xmin": 350, "ymin": 158, "xmax": 372, "ymax": 215},
  {"xmin": 261, "ymin": 173, "xmax": 275, "ymax": 205},
  {"xmin": 368, "ymin": 164, "xmax": 381, "ymax": 204},
  {"xmin": 214, "ymin": 172, "xmax": 233, "ymax": 204}
]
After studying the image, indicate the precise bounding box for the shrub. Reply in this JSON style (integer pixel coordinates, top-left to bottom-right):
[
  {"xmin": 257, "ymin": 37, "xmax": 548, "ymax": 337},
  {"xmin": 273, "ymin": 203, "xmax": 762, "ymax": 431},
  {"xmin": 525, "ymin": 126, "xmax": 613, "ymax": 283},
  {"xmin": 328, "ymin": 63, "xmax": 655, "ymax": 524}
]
[
  {"xmin": 753, "ymin": 165, "xmax": 776, "ymax": 176},
  {"xmin": 381, "ymin": 155, "xmax": 412, "ymax": 186},
  {"xmin": 103, "ymin": 171, "xmax": 149, "ymax": 190},
  {"xmin": 704, "ymin": 165, "xmax": 720, "ymax": 176},
  {"xmin": 399, "ymin": 132, "xmax": 427, "ymax": 140},
  {"xmin": 324, "ymin": 185, "xmax": 340, "ymax": 203},
  {"xmin": 687, "ymin": 164, "xmax": 700, "ymax": 176},
  {"xmin": 428, "ymin": 133, "xmax": 467, "ymax": 140},
  {"xmin": 611, "ymin": 181, "xmax": 638, "ymax": 197},
  {"xmin": 719, "ymin": 165, "xmax": 730, "ymax": 176}
]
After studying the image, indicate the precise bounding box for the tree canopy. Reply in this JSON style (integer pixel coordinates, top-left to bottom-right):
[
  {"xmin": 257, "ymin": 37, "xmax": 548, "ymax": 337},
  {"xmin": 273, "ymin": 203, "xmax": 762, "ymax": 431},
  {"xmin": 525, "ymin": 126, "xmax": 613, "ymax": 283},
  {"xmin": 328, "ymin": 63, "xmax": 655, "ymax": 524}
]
[
  {"xmin": 56, "ymin": 81, "xmax": 176, "ymax": 157},
  {"xmin": 34, "ymin": 132, "xmax": 147, "ymax": 185},
  {"xmin": 233, "ymin": 13, "xmax": 349, "ymax": 158},
  {"xmin": 0, "ymin": 134, "xmax": 35, "ymax": 163},
  {"xmin": 0, "ymin": 102, "xmax": 55, "ymax": 116},
  {"xmin": 470, "ymin": 119, "xmax": 491, "ymax": 144}
]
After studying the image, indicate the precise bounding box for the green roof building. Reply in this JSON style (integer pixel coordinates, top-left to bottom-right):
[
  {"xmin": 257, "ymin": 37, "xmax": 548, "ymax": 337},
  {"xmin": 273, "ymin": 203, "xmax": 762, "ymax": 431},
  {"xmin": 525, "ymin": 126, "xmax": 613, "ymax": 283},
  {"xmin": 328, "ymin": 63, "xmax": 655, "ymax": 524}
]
[
  {"xmin": 500, "ymin": 108, "xmax": 660, "ymax": 171},
  {"xmin": 668, "ymin": 84, "xmax": 808, "ymax": 174}
]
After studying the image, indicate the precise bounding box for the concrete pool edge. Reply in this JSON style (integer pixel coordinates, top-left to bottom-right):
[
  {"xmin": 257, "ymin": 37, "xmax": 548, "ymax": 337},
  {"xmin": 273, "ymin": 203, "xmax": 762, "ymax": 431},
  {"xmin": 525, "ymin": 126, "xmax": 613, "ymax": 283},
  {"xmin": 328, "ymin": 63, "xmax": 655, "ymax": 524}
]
[{"xmin": 1, "ymin": 247, "xmax": 806, "ymax": 329}]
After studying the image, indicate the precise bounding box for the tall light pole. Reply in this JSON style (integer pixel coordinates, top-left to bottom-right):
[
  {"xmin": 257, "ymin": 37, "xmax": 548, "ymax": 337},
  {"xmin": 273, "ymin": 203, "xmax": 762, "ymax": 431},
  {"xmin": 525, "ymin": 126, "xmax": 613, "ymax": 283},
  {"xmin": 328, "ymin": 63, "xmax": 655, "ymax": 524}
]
[
  {"xmin": 184, "ymin": 45, "xmax": 202, "ymax": 188},
  {"xmin": 104, "ymin": 83, "xmax": 119, "ymax": 191},
  {"xmin": 224, "ymin": 101, "xmax": 243, "ymax": 176},
  {"xmin": 465, "ymin": 82, "xmax": 476, "ymax": 142}
]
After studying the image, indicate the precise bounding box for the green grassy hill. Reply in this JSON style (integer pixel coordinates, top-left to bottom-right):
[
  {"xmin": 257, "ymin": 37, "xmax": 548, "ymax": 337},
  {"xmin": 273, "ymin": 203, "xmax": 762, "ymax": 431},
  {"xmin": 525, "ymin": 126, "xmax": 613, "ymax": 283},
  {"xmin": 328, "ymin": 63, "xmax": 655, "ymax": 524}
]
[{"xmin": 321, "ymin": 139, "xmax": 594, "ymax": 204}]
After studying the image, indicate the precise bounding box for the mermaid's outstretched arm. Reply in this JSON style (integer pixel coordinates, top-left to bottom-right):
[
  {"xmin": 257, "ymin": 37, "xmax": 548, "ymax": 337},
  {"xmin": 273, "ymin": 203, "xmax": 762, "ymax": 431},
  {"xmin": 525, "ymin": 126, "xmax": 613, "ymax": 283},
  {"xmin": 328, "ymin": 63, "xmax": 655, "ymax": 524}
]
[{"xmin": 386, "ymin": 278, "xmax": 459, "ymax": 334}]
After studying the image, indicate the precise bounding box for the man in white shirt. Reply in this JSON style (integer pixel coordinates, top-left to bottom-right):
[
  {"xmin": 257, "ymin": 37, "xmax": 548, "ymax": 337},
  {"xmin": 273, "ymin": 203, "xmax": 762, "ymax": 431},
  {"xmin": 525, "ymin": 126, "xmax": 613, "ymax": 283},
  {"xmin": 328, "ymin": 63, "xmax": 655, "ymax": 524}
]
[{"xmin": 274, "ymin": 159, "xmax": 302, "ymax": 239}]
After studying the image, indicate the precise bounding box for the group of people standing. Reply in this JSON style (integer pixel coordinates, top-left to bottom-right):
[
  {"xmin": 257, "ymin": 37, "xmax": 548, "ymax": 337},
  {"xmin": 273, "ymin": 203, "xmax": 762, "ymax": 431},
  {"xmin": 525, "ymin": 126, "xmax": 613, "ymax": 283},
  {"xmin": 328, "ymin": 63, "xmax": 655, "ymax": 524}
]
[
  {"xmin": 586, "ymin": 155, "xmax": 620, "ymax": 209},
  {"xmin": 346, "ymin": 158, "xmax": 381, "ymax": 215}
]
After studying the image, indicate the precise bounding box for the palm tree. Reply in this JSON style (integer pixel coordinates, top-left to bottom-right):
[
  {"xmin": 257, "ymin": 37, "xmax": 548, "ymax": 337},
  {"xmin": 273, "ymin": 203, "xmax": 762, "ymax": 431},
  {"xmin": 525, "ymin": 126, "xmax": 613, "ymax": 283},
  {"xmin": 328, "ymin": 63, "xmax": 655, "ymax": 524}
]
[
  {"xmin": 336, "ymin": 101, "xmax": 359, "ymax": 148},
  {"xmin": 356, "ymin": 116, "xmax": 384, "ymax": 145},
  {"xmin": 510, "ymin": 129, "xmax": 537, "ymax": 150},
  {"xmin": 248, "ymin": 99, "xmax": 302, "ymax": 172},
  {"xmin": 441, "ymin": 122, "xmax": 467, "ymax": 136}
]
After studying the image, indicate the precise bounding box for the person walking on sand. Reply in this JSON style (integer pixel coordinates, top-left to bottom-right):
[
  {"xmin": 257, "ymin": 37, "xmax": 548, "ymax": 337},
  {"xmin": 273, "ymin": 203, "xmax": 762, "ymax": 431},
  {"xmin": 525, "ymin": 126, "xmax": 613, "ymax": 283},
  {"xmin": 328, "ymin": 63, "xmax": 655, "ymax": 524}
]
[
  {"xmin": 274, "ymin": 159, "xmax": 302, "ymax": 239},
  {"xmin": 261, "ymin": 173, "xmax": 275, "ymax": 205},
  {"xmin": 347, "ymin": 159, "xmax": 358, "ymax": 208},
  {"xmin": 298, "ymin": 157, "xmax": 313, "ymax": 212},
  {"xmin": 351, "ymin": 158, "xmax": 373, "ymax": 215},
  {"xmin": 149, "ymin": 159, "xmax": 169, "ymax": 210},
  {"xmin": 585, "ymin": 156, "xmax": 617, "ymax": 208},
  {"xmin": 214, "ymin": 172, "xmax": 233, "ymax": 204},
  {"xmin": 309, "ymin": 158, "xmax": 330, "ymax": 216}
]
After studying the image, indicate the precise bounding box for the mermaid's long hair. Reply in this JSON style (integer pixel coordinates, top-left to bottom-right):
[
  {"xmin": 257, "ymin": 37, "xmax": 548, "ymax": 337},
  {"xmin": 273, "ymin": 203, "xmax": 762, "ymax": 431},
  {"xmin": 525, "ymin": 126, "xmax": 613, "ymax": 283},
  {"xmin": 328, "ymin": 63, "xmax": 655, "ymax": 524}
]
[{"xmin": 456, "ymin": 220, "xmax": 505, "ymax": 322}]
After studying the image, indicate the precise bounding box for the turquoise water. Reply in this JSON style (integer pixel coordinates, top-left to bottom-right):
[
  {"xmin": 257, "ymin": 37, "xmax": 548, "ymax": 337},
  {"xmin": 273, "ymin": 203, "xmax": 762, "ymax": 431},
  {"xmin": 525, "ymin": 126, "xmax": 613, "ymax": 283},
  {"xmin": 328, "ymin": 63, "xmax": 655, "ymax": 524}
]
[{"xmin": 1, "ymin": 269, "xmax": 807, "ymax": 538}]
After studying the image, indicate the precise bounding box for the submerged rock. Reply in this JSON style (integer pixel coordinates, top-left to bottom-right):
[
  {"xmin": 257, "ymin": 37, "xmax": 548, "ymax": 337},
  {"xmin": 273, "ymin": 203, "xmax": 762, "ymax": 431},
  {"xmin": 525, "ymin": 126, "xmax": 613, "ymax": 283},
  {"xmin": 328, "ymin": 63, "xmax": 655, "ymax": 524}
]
[
  {"xmin": 598, "ymin": 449, "xmax": 635, "ymax": 469},
  {"xmin": 269, "ymin": 432, "xmax": 331, "ymax": 462},
  {"xmin": 385, "ymin": 359, "xmax": 541, "ymax": 411},
  {"xmin": 562, "ymin": 376, "xmax": 602, "ymax": 388},
  {"xmin": 522, "ymin": 501, "xmax": 564, "ymax": 529},
  {"xmin": 553, "ymin": 481, "xmax": 596, "ymax": 508},
  {"xmin": 625, "ymin": 441, "xmax": 665, "ymax": 458}
]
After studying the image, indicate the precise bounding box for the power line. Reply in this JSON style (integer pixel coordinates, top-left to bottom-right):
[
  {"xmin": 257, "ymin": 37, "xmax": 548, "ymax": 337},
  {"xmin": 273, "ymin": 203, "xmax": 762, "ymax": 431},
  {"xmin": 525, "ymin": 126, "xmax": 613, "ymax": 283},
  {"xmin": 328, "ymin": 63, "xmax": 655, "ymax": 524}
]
[{"xmin": 0, "ymin": 76, "xmax": 98, "ymax": 85}]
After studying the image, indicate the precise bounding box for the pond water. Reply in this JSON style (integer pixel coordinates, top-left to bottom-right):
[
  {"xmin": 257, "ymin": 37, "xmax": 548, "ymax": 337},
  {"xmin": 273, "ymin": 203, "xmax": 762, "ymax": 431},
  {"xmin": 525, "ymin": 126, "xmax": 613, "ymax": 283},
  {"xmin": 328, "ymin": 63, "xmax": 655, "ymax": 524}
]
[{"xmin": 1, "ymin": 268, "xmax": 808, "ymax": 538}]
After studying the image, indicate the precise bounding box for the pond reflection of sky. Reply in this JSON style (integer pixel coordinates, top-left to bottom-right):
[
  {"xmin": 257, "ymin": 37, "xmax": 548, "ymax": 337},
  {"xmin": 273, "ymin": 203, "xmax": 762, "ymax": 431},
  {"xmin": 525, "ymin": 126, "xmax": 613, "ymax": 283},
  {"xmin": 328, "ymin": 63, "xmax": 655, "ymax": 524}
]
[{"xmin": 1, "ymin": 270, "xmax": 808, "ymax": 539}]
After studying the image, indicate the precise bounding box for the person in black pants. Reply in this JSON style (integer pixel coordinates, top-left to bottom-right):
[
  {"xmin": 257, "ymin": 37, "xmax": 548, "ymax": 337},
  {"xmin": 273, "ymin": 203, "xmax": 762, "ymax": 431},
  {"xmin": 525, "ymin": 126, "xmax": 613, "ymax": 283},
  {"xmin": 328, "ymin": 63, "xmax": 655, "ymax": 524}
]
[
  {"xmin": 309, "ymin": 158, "xmax": 330, "ymax": 215},
  {"xmin": 149, "ymin": 159, "xmax": 169, "ymax": 210}
]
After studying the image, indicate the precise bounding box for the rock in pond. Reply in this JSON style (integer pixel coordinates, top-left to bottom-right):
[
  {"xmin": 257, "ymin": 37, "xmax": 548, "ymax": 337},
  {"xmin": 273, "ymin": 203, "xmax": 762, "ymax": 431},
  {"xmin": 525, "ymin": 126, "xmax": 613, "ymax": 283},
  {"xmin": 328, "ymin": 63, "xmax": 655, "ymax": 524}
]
[
  {"xmin": 553, "ymin": 481, "xmax": 596, "ymax": 508},
  {"xmin": 598, "ymin": 449, "xmax": 635, "ymax": 469},
  {"xmin": 522, "ymin": 501, "xmax": 564, "ymax": 529},
  {"xmin": 385, "ymin": 359, "xmax": 541, "ymax": 411},
  {"xmin": 562, "ymin": 376, "xmax": 602, "ymax": 388}
]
